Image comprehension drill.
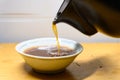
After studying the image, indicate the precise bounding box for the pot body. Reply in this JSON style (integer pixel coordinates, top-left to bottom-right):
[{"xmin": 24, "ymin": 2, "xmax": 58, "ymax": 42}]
[{"xmin": 54, "ymin": 0, "xmax": 120, "ymax": 38}]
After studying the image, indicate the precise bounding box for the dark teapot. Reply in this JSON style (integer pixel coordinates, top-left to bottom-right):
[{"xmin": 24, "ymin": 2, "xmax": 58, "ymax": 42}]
[{"xmin": 53, "ymin": 0, "xmax": 120, "ymax": 38}]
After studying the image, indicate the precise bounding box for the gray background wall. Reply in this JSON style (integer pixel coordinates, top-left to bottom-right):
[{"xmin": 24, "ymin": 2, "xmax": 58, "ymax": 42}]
[{"xmin": 0, "ymin": 0, "xmax": 119, "ymax": 42}]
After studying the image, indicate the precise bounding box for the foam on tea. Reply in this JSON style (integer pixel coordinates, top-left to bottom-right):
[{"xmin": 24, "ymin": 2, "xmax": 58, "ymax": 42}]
[{"xmin": 24, "ymin": 46, "xmax": 75, "ymax": 57}]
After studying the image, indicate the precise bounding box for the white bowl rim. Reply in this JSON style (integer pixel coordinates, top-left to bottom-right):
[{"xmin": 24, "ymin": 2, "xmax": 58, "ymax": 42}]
[{"xmin": 15, "ymin": 37, "xmax": 83, "ymax": 59}]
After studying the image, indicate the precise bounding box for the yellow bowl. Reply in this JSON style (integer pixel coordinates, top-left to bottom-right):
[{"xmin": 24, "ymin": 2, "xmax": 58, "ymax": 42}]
[{"xmin": 16, "ymin": 38, "xmax": 83, "ymax": 73}]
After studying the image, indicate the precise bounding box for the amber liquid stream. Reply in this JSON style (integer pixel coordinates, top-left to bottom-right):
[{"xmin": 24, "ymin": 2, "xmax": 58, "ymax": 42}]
[{"xmin": 52, "ymin": 23, "xmax": 60, "ymax": 54}]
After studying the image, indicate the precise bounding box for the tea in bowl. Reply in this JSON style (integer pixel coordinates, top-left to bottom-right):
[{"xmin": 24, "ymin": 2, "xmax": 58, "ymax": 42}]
[{"xmin": 15, "ymin": 38, "xmax": 83, "ymax": 73}]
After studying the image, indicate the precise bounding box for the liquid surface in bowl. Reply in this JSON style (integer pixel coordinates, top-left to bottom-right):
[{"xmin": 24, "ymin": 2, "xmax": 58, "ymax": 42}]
[{"xmin": 24, "ymin": 46, "xmax": 75, "ymax": 57}]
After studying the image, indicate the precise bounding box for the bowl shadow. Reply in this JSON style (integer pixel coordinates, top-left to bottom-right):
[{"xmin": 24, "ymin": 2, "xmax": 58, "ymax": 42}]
[{"xmin": 22, "ymin": 56, "xmax": 111, "ymax": 80}]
